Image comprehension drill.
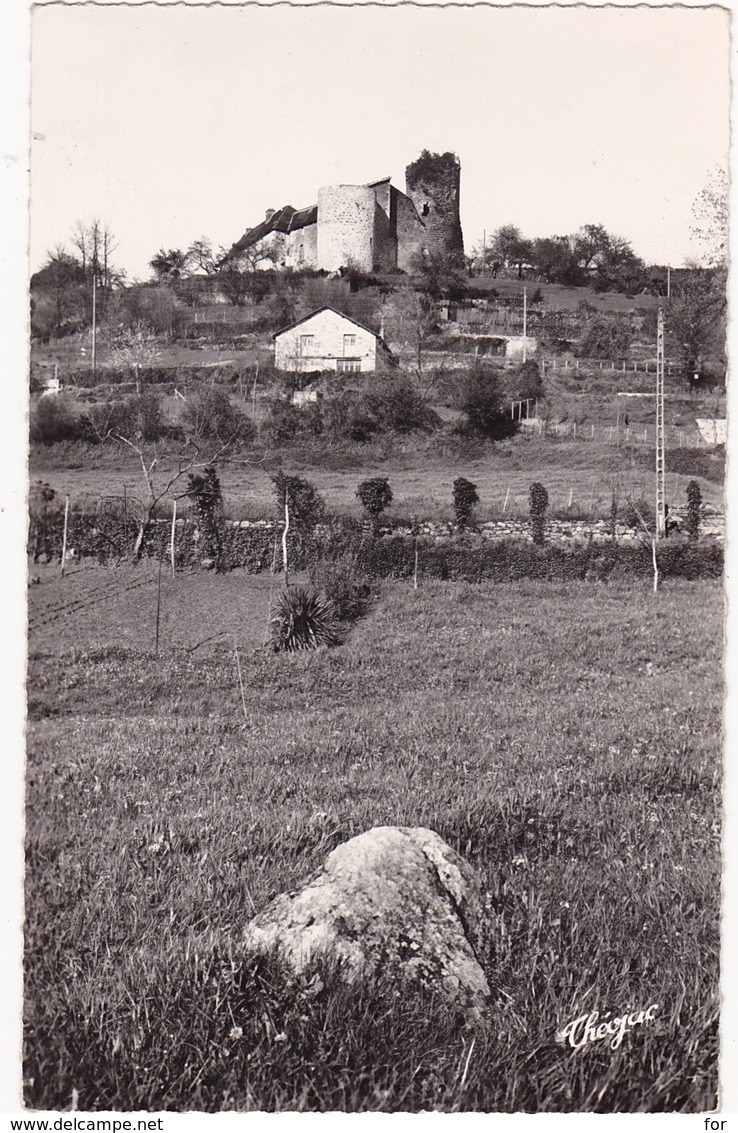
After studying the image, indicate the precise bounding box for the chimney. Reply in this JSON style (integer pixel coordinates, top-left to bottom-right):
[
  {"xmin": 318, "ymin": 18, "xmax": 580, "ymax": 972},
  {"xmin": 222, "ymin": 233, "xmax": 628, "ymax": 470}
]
[{"xmin": 265, "ymin": 208, "xmax": 276, "ymax": 222}]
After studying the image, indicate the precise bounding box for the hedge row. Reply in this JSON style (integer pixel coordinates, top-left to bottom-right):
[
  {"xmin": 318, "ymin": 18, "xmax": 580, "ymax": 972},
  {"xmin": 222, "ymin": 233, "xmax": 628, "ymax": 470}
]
[{"xmin": 29, "ymin": 508, "xmax": 723, "ymax": 582}]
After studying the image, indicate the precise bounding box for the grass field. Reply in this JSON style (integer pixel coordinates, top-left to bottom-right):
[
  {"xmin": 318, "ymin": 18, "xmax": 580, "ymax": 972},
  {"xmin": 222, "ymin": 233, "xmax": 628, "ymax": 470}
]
[
  {"xmin": 25, "ymin": 566, "xmax": 722, "ymax": 1112},
  {"xmin": 29, "ymin": 427, "xmax": 724, "ymax": 528}
]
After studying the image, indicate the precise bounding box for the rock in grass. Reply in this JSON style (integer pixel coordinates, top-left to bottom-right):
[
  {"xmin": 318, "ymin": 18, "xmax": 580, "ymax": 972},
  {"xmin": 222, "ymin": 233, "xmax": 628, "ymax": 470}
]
[{"xmin": 243, "ymin": 826, "xmax": 489, "ymax": 1017}]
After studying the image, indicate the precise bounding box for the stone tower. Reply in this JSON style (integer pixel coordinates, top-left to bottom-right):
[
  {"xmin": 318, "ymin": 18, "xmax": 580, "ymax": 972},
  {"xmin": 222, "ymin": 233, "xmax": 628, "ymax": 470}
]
[
  {"xmin": 317, "ymin": 185, "xmax": 377, "ymax": 273},
  {"xmin": 404, "ymin": 150, "xmax": 464, "ymax": 261}
]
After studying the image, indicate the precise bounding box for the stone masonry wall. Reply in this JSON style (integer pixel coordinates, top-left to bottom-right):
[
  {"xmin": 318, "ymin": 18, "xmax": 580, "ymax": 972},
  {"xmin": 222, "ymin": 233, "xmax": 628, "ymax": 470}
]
[
  {"xmin": 317, "ymin": 186, "xmax": 377, "ymax": 273},
  {"xmin": 395, "ymin": 188, "xmax": 428, "ymax": 271},
  {"xmin": 405, "ymin": 154, "xmax": 464, "ymax": 260}
]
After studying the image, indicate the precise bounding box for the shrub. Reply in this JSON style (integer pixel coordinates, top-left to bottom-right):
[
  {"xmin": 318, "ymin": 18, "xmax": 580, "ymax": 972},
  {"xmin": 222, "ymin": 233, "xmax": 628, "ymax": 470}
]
[
  {"xmin": 262, "ymin": 399, "xmax": 324, "ymax": 444},
  {"xmin": 81, "ymin": 390, "xmax": 164, "ymax": 443},
  {"xmin": 529, "ymin": 482, "xmax": 549, "ymax": 546},
  {"xmin": 577, "ymin": 316, "xmax": 632, "ymax": 359},
  {"xmin": 686, "ymin": 480, "xmax": 702, "ymax": 542},
  {"xmin": 366, "ymin": 377, "xmax": 439, "ymax": 435},
  {"xmin": 356, "ymin": 478, "xmax": 393, "ymax": 526},
  {"xmin": 457, "ymin": 365, "xmax": 518, "ymax": 440},
  {"xmin": 272, "ymin": 473, "xmax": 325, "ymax": 531},
  {"xmin": 186, "ymin": 466, "xmax": 224, "ymax": 567},
  {"xmin": 453, "ymin": 478, "xmax": 479, "ymax": 530},
  {"xmin": 322, "ymin": 392, "xmax": 382, "ymax": 443},
  {"xmin": 270, "ymin": 586, "xmax": 338, "ymax": 652},
  {"xmin": 181, "ymin": 387, "xmax": 255, "ymax": 445},
  {"xmin": 30, "ymin": 397, "xmax": 84, "ymax": 445}
]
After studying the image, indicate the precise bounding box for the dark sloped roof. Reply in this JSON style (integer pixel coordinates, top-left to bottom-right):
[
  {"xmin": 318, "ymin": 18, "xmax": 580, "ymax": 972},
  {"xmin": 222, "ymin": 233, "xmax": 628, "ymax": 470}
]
[
  {"xmin": 227, "ymin": 203, "xmax": 318, "ymax": 259},
  {"xmin": 273, "ymin": 306, "xmax": 389, "ymax": 350}
]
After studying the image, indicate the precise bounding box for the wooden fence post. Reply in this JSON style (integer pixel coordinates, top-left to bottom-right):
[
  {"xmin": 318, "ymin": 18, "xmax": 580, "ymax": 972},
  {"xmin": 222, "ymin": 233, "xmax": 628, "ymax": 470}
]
[
  {"xmin": 170, "ymin": 499, "xmax": 177, "ymax": 577},
  {"xmin": 60, "ymin": 494, "xmax": 69, "ymax": 578}
]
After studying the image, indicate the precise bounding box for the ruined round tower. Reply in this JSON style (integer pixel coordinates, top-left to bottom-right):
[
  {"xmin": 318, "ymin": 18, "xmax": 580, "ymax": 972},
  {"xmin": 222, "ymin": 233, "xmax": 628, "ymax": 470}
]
[{"xmin": 404, "ymin": 150, "xmax": 464, "ymax": 261}]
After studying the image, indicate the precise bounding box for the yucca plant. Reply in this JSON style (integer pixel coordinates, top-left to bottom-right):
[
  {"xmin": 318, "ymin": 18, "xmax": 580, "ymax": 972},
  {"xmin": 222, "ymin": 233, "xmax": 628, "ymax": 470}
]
[{"xmin": 271, "ymin": 585, "xmax": 338, "ymax": 652}]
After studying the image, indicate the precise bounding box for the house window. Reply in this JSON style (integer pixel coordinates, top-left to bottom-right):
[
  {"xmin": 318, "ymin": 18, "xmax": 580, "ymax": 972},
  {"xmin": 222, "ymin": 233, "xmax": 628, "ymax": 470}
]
[
  {"xmin": 298, "ymin": 244, "xmax": 305, "ymax": 263},
  {"xmin": 337, "ymin": 359, "xmax": 361, "ymax": 373},
  {"xmin": 300, "ymin": 334, "xmax": 314, "ymax": 353},
  {"xmin": 343, "ymin": 334, "xmax": 357, "ymax": 355}
]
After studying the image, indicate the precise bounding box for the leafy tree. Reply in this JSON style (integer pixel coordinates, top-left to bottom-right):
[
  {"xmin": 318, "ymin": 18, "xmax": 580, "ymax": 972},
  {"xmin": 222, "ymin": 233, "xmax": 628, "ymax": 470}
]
[
  {"xmin": 356, "ymin": 478, "xmax": 393, "ymax": 527},
  {"xmin": 407, "ymin": 248, "xmax": 468, "ymax": 298},
  {"xmin": 30, "ymin": 249, "xmax": 86, "ymax": 338},
  {"xmin": 216, "ymin": 265, "xmax": 253, "ymax": 307},
  {"xmin": 453, "ymin": 478, "xmax": 479, "ymax": 530},
  {"xmin": 507, "ymin": 359, "xmax": 544, "ymax": 402},
  {"xmin": 149, "ymin": 248, "xmax": 190, "ymax": 284},
  {"xmin": 529, "ymin": 482, "xmax": 549, "ymax": 546},
  {"xmin": 591, "ymin": 235, "xmax": 645, "ymax": 294},
  {"xmin": 32, "ymin": 219, "xmax": 123, "ymax": 336},
  {"xmin": 272, "ymin": 473, "xmax": 325, "ymax": 531},
  {"xmin": 573, "ymin": 223, "xmax": 611, "ymax": 271},
  {"xmin": 668, "ymin": 270, "xmax": 726, "ymax": 387},
  {"xmin": 530, "ymin": 236, "xmax": 581, "ymax": 285},
  {"xmin": 489, "ymin": 225, "xmax": 532, "ymax": 280}
]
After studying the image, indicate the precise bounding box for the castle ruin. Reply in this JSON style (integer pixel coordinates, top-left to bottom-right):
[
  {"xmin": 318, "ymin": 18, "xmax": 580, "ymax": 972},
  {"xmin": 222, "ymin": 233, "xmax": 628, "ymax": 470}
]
[{"xmin": 227, "ymin": 151, "xmax": 463, "ymax": 274}]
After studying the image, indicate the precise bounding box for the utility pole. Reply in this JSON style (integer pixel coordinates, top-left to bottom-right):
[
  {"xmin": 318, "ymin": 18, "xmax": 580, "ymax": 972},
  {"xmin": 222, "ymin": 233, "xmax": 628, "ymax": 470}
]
[
  {"xmin": 656, "ymin": 308, "xmax": 666, "ymax": 538},
  {"xmin": 522, "ymin": 286, "xmax": 528, "ymax": 364},
  {"xmin": 91, "ymin": 269, "xmax": 97, "ymax": 380},
  {"xmin": 666, "ymin": 265, "xmax": 671, "ymax": 300},
  {"xmin": 482, "ymin": 229, "xmax": 486, "ymax": 275}
]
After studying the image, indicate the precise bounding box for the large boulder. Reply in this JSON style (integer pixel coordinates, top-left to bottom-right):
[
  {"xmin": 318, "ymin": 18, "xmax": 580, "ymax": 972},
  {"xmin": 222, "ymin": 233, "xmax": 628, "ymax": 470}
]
[{"xmin": 243, "ymin": 825, "xmax": 489, "ymax": 1016}]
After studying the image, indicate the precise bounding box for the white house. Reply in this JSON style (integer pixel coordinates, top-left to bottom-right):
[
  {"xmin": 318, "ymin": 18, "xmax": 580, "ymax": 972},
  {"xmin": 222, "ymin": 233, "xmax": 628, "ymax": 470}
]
[{"xmin": 273, "ymin": 307, "xmax": 393, "ymax": 374}]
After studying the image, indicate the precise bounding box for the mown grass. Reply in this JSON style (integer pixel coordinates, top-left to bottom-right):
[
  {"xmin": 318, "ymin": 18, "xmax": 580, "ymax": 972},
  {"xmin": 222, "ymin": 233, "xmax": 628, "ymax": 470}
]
[{"xmin": 25, "ymin": 576, "xmax": 722, "ymax": 1112}]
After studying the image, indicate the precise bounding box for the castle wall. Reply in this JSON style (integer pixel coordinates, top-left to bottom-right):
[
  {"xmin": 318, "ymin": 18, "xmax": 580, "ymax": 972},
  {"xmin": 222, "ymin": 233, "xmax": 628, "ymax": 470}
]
[
  {"xmin": 285, "ymin": 223, "xmax": 318, "ymax": 269},
  {"xmin": 394, "ymin": 189, "xmax": 427, "ymax": 271},
  {"xmin": 234, "ymin": 224, "xmax": 318, "ymax": 271},
  {"xmin": 317, "ymin": 186, "xmax": 376, "ymax": 273},
  {"xmin": 372, "ymin": 199, "xmax": 396, "ymax": 272},
  {"xmin": 405, "ymin": 155, "xmax": 464, "ymax": 260}
]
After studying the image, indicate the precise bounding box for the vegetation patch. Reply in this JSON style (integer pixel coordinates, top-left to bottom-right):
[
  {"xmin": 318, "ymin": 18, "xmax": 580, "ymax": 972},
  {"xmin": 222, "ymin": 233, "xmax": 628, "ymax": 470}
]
[{"xmin": 25, "ymin": 576, "xmax": 722, "ymax": 1112}]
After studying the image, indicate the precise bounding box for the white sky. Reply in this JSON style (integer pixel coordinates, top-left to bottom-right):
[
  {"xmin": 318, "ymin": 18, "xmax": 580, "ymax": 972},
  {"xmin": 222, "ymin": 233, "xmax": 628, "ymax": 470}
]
[{"xmin": 29, "ymin": 4, "xmax": 730, "ymax": 280}]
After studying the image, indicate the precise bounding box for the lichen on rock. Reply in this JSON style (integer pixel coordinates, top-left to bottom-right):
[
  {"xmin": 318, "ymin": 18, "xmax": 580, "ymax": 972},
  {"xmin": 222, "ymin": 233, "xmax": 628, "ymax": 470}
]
[{"xmin": 242, "ymin": 825, "xmax": 489, "ymax": 1017}]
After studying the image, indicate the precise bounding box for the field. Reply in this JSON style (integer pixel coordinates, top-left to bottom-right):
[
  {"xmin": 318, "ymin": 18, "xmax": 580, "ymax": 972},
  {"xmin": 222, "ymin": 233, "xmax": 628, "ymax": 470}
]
[
  {"xmin": 25, "ymin": 564, "xmax": 722, "ymax": 1112},
  {"xmin": 30, "ymin": 426, "xmax": 725, "ymax": 529}
]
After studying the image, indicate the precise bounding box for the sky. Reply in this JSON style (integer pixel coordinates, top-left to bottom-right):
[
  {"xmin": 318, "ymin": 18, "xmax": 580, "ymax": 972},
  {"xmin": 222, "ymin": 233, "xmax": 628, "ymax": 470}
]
[{"xmin": 29, "ymin": 3, "xmax": 730, "ymax": 281}]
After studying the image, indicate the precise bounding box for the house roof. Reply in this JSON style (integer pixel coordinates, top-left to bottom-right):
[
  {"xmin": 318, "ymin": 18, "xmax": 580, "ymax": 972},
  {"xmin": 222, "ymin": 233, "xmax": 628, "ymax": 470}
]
[
  {"xmin": 227, "ymin": 203, "xmax": 318, "ymax": 258},
  {"xmin": 273, "ymin": 306, "xmax": 390, "ymax": 352}
]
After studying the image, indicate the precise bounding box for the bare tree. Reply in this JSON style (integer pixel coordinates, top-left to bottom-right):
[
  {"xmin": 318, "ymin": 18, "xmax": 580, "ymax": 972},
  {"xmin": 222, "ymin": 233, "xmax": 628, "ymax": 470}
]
[
  {"xmin": 382, "ymin": 290, "xmax": 439, "ymax": 383},
  {"xmin": 110, "ymin": 435, "xmax": 233, "ymax": 560}
]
